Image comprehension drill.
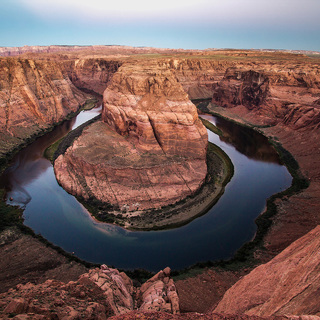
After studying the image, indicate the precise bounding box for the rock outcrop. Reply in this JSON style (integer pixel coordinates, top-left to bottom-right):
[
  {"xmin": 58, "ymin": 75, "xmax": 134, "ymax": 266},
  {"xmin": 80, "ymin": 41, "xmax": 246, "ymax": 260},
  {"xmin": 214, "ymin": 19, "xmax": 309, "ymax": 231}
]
[
  {"xmin": 0, "ymin": 265, "xmax": 180, "ymax": 319},
  {"xmin": 214, "ymin": 225, "xmax": 320, "ymax": 316},
  {"xmin": 138, "ymin": 267, "xmax": 179, "ymax": 314},
  {"xmin": 0, "ymin": 57, "xmax": 90, "ymax": 158},
  {"xmin": 54, "ymin": 61, "xmax": 208, "ymax": 212}
]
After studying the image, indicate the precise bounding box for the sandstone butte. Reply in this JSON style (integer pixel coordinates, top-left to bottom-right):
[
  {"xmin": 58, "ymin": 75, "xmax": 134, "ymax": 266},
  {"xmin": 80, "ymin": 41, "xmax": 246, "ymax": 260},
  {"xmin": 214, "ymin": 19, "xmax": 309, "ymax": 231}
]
[
  {"xmin": 1, "ymin": 46, "xmax": 320, "ymax": 319},
  {"xmin": 54, "ymin": 60, "xmax": 208, "ymax": 212}
]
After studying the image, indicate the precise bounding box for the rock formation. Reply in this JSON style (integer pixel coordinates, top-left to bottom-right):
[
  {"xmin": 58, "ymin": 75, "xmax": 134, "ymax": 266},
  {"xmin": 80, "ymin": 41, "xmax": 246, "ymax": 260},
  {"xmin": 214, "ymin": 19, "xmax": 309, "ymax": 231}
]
[
  {"xmin": 0, "ymin": 265, "xmax": 180, "ymax": 319},
  {"xmin": 0, "ymin": 57, "xmax": 90, "ymax": 158},
  {"xmin": 138, "ymin": 267, "xmax": 179, "ymax": 314},
  {"xmin": 54, "ymin": 61, "xmax": 208, "ymax": 212}
]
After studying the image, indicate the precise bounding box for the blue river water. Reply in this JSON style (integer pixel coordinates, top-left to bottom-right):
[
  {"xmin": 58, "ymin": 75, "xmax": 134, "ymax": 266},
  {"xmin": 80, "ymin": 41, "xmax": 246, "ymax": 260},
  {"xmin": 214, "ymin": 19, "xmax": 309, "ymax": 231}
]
[{"xmin": 1, "ymin": 107, "xmax": 292, "ymax": 271}]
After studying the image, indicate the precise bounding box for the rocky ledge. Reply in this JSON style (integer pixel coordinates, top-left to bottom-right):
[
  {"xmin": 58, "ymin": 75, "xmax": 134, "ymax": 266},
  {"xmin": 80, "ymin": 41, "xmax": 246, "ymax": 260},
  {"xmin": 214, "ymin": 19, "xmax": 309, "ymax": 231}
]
[
  {"xmin": 54, "ymin": 61, "xmax": 208, "ymax": 215},
  {"xmin": 0, "ymin": 265, "xmax": 179, "ymax": 319}
]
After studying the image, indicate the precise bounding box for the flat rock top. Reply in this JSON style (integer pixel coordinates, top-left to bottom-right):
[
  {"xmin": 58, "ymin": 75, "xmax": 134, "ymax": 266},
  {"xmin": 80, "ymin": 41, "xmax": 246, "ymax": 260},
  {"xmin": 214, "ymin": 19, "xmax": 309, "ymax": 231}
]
[{"xmin": 71, "ymin": 121, "xmax": 182, "ymax": 168}]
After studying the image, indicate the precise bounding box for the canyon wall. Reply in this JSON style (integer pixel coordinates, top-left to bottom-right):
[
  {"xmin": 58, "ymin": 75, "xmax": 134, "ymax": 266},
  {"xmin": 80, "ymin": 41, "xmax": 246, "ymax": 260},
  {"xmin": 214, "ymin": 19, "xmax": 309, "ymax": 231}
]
[
  {"xmin": 156, "ymin": 54, "xmax": 320, "ymax": 131},
  {"xmin": 210, "ymin": 62, "xmax": 320, "ymax": 129},
  {"xmin": 65, "ymin": 58, "xmax": 121, "ymax": 95},
  {"xmin": 0, "ymin": 57, "xmax": 90, "ymax": 158},
  {"xmin": 54, "ymin": 60, "xmax": 208, "ymax": 212}
]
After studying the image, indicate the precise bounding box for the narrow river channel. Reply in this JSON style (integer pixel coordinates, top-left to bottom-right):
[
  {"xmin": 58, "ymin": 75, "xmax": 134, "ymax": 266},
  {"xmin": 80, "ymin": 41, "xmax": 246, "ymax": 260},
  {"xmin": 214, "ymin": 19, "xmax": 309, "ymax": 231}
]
[{"xmin": 1, "ymin": 106, "xmax": 292, "ymax": 271}]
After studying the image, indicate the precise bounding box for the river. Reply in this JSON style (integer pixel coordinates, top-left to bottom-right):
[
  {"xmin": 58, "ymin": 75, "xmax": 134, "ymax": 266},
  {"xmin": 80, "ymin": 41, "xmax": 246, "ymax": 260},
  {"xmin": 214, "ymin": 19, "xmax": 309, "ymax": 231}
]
[{"xmin": 0, "ymin": 106, "xmax": 292, "ymax": 271}]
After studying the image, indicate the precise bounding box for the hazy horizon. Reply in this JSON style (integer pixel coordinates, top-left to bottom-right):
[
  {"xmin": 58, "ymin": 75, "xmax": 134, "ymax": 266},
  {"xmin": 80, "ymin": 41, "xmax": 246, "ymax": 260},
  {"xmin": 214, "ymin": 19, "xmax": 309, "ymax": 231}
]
[{"xmin": 1, "ymin": 0, "xmax": 320, "ymax": 51}]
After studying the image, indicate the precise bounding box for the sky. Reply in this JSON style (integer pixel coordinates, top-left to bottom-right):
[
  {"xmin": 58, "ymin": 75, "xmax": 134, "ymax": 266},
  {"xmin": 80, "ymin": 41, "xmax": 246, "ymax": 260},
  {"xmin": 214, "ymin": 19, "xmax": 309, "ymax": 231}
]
[{"xmin": 1, "ymin": 0, "xmax": 319, "ymax": 51}]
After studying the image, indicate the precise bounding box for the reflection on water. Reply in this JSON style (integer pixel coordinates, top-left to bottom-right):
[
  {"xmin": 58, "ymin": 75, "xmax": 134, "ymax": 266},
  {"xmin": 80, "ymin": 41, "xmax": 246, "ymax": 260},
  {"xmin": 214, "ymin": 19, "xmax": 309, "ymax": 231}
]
[
  {"xmin": 0, "ymin": 107, "xmax": 292, "ymax": 271},
  {"xmin": 201, "ymin": 114, "xmax": 280, "ymax": 163},
  {"xmin": 216, "ymin": 117, "xmax": 280, "ymax": 163}
]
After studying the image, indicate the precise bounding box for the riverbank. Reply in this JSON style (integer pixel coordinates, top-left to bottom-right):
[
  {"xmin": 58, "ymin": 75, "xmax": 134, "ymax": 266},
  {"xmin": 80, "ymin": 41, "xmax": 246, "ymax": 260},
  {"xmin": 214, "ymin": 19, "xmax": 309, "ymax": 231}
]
[
  {"xmin": 113, "ymin": 140, "xmax": 234, "ymax": 230},
  {"xmin": 0, "ymin": 193, "xmax": 91, "ymax": 293}
]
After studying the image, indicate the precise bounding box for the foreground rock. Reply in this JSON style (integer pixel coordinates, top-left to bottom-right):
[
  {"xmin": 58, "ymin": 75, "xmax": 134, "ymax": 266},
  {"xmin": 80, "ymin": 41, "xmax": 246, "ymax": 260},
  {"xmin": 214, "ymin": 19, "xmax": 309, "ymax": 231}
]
[
  {"xmin": 215, "ymin": 225, "xmax": 320, "ymax": 316},
  {"xmin": 54, "ymin": 61, "xmax": 208, "ymax": 213},
  {"xmin": 109, "ymin": 312, "xmax": 320, "ymax": 320},
  {"xmin": 0, "ymin": 265, "xmax": 179, "ymax": 319}
]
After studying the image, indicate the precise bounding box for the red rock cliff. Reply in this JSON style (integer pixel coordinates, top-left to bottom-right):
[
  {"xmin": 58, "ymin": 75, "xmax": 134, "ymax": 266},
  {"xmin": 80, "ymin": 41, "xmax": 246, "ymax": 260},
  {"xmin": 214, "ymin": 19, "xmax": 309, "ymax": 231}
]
[
  {"xmin": 0, "ymin": 57, "xmax": 90, "ymax": 158},
  {"xmin": 65, "ymin": 58, "xmax": 121, "ymax": 95}
]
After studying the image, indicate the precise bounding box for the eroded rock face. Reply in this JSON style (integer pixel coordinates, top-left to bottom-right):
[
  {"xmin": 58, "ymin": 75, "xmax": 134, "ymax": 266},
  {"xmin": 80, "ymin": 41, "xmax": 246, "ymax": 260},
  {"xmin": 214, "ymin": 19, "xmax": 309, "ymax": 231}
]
[
  {"xmin": 0, "ymin": 57, "xmax": 89, "ymax": 157},
  {"xmin": 214, "ymin": 225, "xmax": 320, "ymax": 316},
  {"xmin": 80, "ymin": 265, "xmax": 135, "ymax": 315},
  {"xmin": 54, "ymin": 61, "xmax": 208, "ymax": 211},
  {"xmin": 102, "ymin": 61, "xmax": 207, "ymax": 158}
]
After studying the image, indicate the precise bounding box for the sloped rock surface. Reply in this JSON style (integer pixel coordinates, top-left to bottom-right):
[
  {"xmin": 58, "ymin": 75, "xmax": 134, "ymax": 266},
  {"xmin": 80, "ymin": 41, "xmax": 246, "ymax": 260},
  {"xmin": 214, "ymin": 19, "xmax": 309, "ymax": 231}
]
[{"xmin": 214, "ymin": 225, "xmax": 320, "ymax": 316}]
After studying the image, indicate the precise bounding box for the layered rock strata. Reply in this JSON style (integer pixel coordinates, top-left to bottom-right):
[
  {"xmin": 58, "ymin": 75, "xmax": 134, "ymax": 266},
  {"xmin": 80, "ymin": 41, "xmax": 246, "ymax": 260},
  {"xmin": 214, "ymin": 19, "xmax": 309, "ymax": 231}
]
[
  {"xmin": 0, "ymin": 57, "xmax": 90, "ymax": 158},
  {"xmin": 54, "ymin": 61, "xmax": 208, "ymax": 212}
]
